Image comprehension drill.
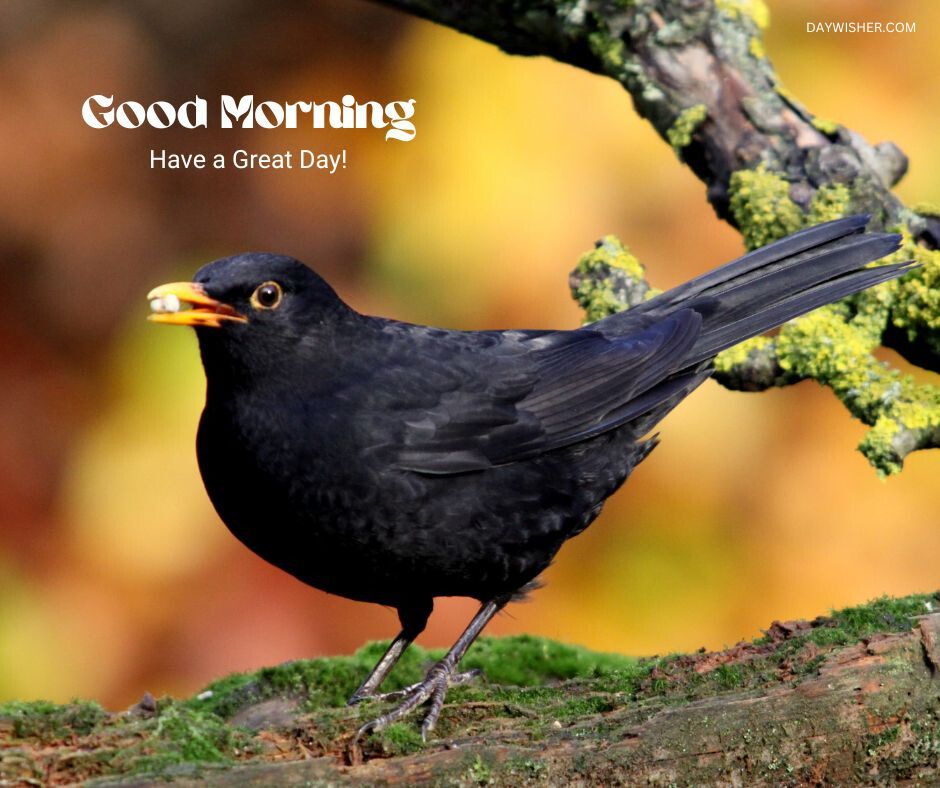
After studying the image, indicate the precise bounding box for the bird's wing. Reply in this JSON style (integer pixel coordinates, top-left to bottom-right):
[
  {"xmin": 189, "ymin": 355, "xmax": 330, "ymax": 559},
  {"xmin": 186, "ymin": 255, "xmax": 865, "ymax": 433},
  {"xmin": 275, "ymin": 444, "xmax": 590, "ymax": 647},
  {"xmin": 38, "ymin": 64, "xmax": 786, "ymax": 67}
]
[{"xmin": 392, "ymin": 309, "xmax": 702, "ymax": 475}]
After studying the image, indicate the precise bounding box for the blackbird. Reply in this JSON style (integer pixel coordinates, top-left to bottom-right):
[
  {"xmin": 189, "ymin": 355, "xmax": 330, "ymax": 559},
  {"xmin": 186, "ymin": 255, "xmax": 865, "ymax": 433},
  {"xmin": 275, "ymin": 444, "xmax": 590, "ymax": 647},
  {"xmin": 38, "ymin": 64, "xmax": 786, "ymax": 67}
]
[{"xmin": 148, "ymin": 216, "xmax": 907, "ymax": 738}]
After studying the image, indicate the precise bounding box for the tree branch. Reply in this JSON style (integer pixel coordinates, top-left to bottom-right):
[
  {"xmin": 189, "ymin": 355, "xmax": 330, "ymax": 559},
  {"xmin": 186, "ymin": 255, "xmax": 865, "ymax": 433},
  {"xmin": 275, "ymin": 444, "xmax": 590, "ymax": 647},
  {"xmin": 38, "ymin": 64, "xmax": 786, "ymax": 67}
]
[{"xmin": 377, "ymin": 0, "xmax": 940, "ymax": 474}]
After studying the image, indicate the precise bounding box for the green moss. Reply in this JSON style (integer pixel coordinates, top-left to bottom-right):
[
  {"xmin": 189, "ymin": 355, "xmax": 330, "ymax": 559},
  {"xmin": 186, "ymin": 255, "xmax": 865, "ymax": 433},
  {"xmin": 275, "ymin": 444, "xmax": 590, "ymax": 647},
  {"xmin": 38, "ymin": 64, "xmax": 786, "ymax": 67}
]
[
  {"xmin": 805, "ymin": 627, "xmax": 852, "ymax": 648},
  {"xmin": 505, "ymin": 755, "xmax": 549, "ymax": 779},
  {"xmin": 667, "ymin": 103, "xmax": 708, "ymax": 151},
  {"xmin": 368, "ymin": 722, "xmax": 425, "ymax": 756},
  {"xmin": 811, "ymin": 116, "xmax": 839, "ymax": 135},
  {"xmin": 807, "ymin": 183, "xmax": 850, "ymax": 224},
  {"xmin": 828, "ymin": 593, "xmax": 938, "ymax": 638},
  {"xmin": 714, "ymin": 664, "xmax": 743, "ymax": 690},
  {"xmin": 0, "ymin": 699, "xmax": 106, "ymax": 740},
  {"xmin": 728, "ymin": 165, "xmax": 804, "ymax": 250},
  {"xmin": 570, "ymin": 235, "xmax": 660, "ymax": 323},
  {"xmin": 913, "ymin": 201, "xmax": 940, "ymax": 218},
  {"xmin": 462, "ymin": 634, "xmax": 639, "ymax": 687},
  {"xmin": 556, "ymin": 694, "xmax": 616, "ymax": 721},
  {"xmin": 190, "ymin": 634, "xmax": 642, "ymax": 725},
  {"xmin": 146, "ymin": 704, "xmax": 243, "ymax": 766},
  {"xmin": 190, "ymin": 641, "xmax": 432, "ymax": 718},
  {"xmin": 466, "ymin": 753, "xmax": 494, "ymax": 785},
  {"xmin": 715, "ymin": 0, "xmax": 770, "ymax": 29}
]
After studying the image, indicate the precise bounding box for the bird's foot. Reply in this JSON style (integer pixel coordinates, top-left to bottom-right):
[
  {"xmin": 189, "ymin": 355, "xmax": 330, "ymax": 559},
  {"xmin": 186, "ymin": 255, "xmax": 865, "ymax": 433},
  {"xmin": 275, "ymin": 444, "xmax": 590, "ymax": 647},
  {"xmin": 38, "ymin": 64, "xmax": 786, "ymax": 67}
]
[{"xmin": 353, "ymin": 660, "xmax": 481, "ymax": 740}]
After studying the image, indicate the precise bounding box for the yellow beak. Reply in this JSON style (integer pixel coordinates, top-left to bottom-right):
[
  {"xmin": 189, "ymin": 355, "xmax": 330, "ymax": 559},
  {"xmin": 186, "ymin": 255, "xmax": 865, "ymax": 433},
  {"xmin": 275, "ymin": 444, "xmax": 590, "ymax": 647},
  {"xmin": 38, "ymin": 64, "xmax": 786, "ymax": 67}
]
[{"xmin": 147, "ymin": 282, "xmax": 247, "ymax": 328}]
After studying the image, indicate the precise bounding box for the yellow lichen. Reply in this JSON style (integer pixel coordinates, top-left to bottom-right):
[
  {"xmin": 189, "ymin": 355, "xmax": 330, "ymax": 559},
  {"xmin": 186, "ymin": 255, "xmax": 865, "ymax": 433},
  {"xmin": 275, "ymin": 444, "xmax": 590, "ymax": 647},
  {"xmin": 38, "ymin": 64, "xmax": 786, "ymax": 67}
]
[
  {"xmin": 748, "ymin": 36, "xmax": 765, "ymax": 60},
  {"xmin": 714, "ymin": 336, "xmax": 772, "ymax": 374},
  {"xmin": 587, "ymin": 30, "xmax": 626, "ymax": 72},
  {"xmin": 728, "ymin": 165, "xmax": 803, "ymax": 250},
  {"xmin": 807, "ymin": 183, "xmax": 850, "ymax": 225},
  {"xmin": 891, "ymin": 237, "xmax": 940, "ymax": 342},
  {"xmin": 716, "ymin": 0, "xmax": 770, "ymax": 30},
  {"xmin": 570, "ymin": 236, "xmax": 661, "ymax": 323},
  {"xmin": 773, "ymin": 300, "xmax": 939, "ymax": 475},
  {"xmin": 572, "ymin": 165, "xmax": 938, "ymax": 474},
  {"xmin": 811, "ymin": 117, "xmax": 839, "ymax": 135},
  {"xmin": 666, "ymin": 104, "xmax": 708, "ymax": 151}
]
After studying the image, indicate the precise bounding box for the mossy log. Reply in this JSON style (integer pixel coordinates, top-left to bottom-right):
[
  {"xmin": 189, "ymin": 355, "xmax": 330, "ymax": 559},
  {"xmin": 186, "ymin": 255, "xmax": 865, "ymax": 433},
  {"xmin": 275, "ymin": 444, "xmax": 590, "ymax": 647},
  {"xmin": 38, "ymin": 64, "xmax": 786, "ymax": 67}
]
[{"xmin": 3, "ymin": 592, "xmax": 939, "ymax": 785}]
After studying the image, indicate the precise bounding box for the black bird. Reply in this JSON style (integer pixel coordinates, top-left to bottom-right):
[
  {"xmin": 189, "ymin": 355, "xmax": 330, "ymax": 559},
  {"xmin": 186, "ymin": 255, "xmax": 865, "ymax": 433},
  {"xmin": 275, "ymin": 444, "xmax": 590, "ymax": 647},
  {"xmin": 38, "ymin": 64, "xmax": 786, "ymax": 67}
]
[{"xmin": 148, "ymin": 216, "xmax": 907, "ymax": 738}]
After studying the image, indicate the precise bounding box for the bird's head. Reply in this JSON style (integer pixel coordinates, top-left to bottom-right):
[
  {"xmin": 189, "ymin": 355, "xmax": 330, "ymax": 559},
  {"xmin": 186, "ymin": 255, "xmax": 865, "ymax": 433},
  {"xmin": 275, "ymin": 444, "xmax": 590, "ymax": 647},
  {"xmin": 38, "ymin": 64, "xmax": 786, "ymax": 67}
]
[{"xmin": 147, "ymin": 253, "xmax": 353, "ymax": 380}]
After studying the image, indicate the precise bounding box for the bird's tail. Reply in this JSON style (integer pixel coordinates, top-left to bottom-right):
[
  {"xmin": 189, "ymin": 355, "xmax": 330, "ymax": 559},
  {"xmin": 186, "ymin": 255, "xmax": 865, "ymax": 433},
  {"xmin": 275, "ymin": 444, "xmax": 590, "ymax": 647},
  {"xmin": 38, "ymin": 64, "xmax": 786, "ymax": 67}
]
[{"xmin": 599, "ymin": 215, "xmax": 912, "ymax": 365}]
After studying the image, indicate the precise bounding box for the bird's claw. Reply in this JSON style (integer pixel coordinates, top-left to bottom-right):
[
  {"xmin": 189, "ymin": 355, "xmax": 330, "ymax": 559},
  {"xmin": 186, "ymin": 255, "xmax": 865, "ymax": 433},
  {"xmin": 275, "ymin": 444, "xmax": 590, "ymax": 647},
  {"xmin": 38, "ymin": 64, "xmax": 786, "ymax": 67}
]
[{"xmin": 353, "ymin": 662, "xmax": 482, "ymax": 741}]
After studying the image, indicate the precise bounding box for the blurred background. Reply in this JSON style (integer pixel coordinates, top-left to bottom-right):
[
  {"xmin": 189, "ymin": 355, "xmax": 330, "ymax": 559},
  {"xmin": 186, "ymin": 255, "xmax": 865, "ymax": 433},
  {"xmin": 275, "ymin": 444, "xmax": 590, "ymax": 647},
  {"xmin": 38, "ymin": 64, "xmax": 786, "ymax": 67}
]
[{"xmin": 0, "ymin": 0, "xmax": 937, "ymax": 708}]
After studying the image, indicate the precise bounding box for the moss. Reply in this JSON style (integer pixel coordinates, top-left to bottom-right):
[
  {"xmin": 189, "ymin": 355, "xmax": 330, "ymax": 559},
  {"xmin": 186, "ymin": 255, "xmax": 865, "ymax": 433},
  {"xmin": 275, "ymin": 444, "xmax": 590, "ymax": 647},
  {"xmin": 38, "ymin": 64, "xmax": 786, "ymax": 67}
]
[
  {"xmin": 715, "ymin": 0, "xmax": 770, "ymax": 30},
  {"xmin": 190, "ymin": 641, "xmax": 433, "ymax": 719},
  {"xmin": 368, "ymin": 722, "xmax": 425, "ymax": 756},
  {"xmin": 461, "ymin": 634, "xmax": 640, "ymax": 687},
  {"xmin": 505, "ymin": 755, "xmax": 549, "ymax": 779},
  {"xmin": 667, "ymin": 103, "xmax": 708, "ymax": 151},
  {"xmin": 556, "ymin": 694, "xmax": 616, "ymax": 721},
  {"xmin": 465, "ymin": 753, "xmax": 495, "ymax": 785},
  {"xmin": 0, "ymin": 699, "xmax": 107, "ymax": 741},
  {"xmin": 807, "ymin": 183, "xmax": 850, "ymax": 224},
  {"xmin": 190, "ymin": 634, "xmax": 642, "ymax": 726},
  {"xmin": 827, "ymin": 593, "xmax": 939, "ymax": 639},
  {"xmin": 714, "ymin": 664, "xmax": 743, "ymax": 689},
  {"xmin": 144, "ymin": 704, "xmax": 244, "ymax": 766},
  {"xmin": 811, "ymin": 116, "xmax": 839, "ymax": 135},
  {"xmin": 913, "ymin": 201, "xmax": 940, "ymax": 218},
  {"xmin": 728, "ymin": 165, "xmax": 804, "ymax": 250},
  {"xmin": 570, "ymin": 235, "xmax": 660, "ymax": 323}
]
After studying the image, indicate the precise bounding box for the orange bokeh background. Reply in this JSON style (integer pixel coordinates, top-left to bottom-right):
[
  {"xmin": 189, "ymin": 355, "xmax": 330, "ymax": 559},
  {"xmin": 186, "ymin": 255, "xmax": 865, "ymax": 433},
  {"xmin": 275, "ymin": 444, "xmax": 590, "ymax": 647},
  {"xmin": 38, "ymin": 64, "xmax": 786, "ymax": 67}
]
[{"xmin": 0, "ymin": 0, "xmax": 937, "ymax": 708}]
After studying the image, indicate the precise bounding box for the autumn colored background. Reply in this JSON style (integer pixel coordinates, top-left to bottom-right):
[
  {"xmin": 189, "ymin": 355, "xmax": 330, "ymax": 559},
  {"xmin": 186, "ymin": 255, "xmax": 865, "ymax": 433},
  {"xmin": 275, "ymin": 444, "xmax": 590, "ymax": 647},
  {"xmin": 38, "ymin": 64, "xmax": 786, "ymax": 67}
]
[{"xmin": 0, "ymin": 0, "xmax": 937, "ymax": 709}]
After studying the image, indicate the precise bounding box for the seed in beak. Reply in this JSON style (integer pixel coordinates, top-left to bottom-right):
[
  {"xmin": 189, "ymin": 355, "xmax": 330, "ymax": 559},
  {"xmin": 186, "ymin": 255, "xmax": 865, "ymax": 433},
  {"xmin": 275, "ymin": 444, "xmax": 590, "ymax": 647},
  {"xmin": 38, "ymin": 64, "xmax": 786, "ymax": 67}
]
[{"xmin": 150, "ymin": 294, "xmax": 182, "ymax": 314}]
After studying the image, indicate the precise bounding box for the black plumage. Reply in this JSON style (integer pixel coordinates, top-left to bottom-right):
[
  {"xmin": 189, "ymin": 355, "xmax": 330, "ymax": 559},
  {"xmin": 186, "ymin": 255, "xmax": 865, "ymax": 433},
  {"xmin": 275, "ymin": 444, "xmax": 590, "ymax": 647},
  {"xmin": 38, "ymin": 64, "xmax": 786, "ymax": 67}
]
[{"xmin": 148, "ymin": 215, "xmax": 908, "ymax": 737}]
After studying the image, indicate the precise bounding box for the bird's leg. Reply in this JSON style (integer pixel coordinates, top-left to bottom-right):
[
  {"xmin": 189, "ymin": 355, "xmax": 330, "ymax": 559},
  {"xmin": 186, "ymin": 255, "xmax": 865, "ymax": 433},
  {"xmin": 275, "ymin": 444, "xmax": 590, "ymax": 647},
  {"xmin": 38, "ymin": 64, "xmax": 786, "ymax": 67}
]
[
  {"xmin": 356, "ymin": 596, "xmax": 507, "ymax": 741},
  {"xmin": 347, "ymin": 599, "xmax": 431, "ymax": 706},
  {"xmin": 347, "ymin": 631, "xmax": 412, "ymax": 705}
]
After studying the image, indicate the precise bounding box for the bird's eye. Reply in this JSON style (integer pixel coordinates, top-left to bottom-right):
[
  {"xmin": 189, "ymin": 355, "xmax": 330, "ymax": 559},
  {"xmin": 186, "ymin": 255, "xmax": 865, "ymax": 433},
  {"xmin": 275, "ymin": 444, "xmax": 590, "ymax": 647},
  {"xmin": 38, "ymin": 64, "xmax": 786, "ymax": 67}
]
[{"xmin": 251, "ymin": 281, "xmax": 283, "ymax": 310}]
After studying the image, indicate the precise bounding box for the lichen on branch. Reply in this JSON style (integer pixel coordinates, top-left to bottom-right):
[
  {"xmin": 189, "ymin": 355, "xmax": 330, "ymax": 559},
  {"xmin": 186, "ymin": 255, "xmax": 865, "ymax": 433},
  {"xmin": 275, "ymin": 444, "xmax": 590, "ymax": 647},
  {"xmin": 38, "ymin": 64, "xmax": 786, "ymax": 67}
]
[
  {"xmin": 570, "ymin": 180, "xmax": 940, "ymax": 474},
  {"xmin": 569, "ymin": 235, "xmax": 660, "ymax": 322},
  {"xmin": 374, "ymin": 0, "xmax": 940, "ymax": 471}
]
